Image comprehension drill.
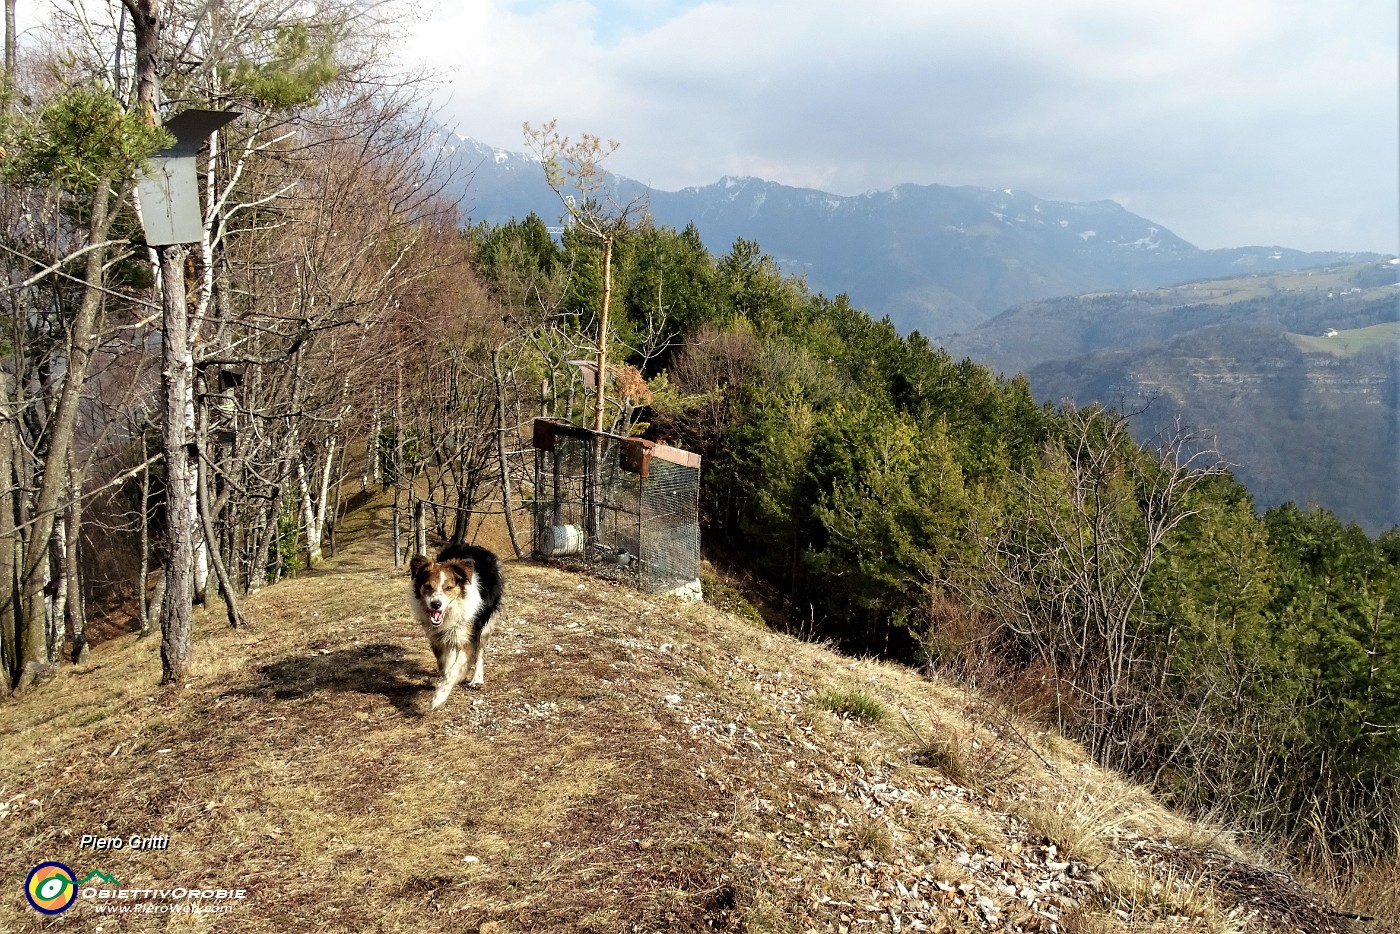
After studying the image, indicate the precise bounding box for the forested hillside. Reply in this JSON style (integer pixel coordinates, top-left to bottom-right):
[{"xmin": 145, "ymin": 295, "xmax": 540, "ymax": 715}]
[
  {"xmin": 0, "ymin": 1, "xmax": 1397, "ymax": 922},
  {"xmin": 940, "ymin": 265, "xmax": 1400, "ymax": 531}
]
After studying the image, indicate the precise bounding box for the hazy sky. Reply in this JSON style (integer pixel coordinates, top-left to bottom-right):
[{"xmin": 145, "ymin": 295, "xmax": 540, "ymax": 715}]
[{"xmin": 403, "ymin": 0, "xmax": 1399, "ymax": 254}]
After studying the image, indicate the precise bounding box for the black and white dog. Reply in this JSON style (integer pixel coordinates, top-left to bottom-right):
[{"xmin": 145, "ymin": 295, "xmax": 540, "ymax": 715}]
[{"xmin": 408, "ymin": 543, "xmax": 504, "ymax": 710}]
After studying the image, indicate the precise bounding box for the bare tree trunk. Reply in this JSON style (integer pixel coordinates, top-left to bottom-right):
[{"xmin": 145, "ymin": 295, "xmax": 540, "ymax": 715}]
[
  {"xmin": 193, "ymin": 489, "xmax": 210, "ymax": 603},
  {"xmin": 195, "ymin": 379, "xmax": 243, "ymax": 628},
  {"xmin": 190, "ymin": 381, "xmax": 208, "ymax": 603},
  {"xmin": 158, "ymin": 242, "xmax": 197, "ymax": 684},
  {"xmin": 63, "ymin": 449, "xmax": 87, "ymax": 662},
  {"xmin": 124, "ymin": 0, "xmax": 159, "ymax": 125},
  {"xmin": 298, "ymin": 461, "xmax": 317, "ymax": 563},
  {"xmin": 145, "ymin": 576, "xmax": 165, "ymax": 632},
  {"xmin": 65, "ymin": 495, "xmax": 87, "ymax": 663},
  {"xmin": 414, "ymin": 500, "xmax": 426, "ymax": 557},
  {"xmin": 16, "ymin": 182, "xmax": 115, "ymax": 689},
  {"xmin": 592, "ymin": 236, "xmax": 613, "ymax": 433},
  {"xmin": 299, "ymin": 437, "xmax": 337, "ymax": 566},
  {"xmin": 50, "ymin": 499, "xmax": 67, "ymax": 662},
  {"xmin": 364, "ymin": 393, "xmax": 381, "ymax": 489},
  {"xmin": 392, "ymin": 508, "xmax": 403, "ymax": 568},
  {"xmin": 493, "ymin": 346, "xmax": 524, "ymax": 558},
  {"xmin": 583, "ymin": 238, "xmax": 616, "ymax": 548},
  {"xmin": 392, "ymin": 358, "xmax": 405, "ymax": 566},
  {"xmin": 0, "ymin": 376, "xmax": 14, "ymax": 691},
  {"xmin": 246, "ymin": 503, "xmax": 274, "ymax": 591},
  {"xmin": 328, "ymin": 436, "xmax": 347, "ymax": 557},
  {"xmin": 126, "ymin": 0, "xmax": 197, "ymax": 683},
  {"xmin": 138, "ymin": 430, "xmax": 151, "ymax": 635},
  {"xmin": 4, "ymin": 0, "xmax": 15, "ymax": 77}
]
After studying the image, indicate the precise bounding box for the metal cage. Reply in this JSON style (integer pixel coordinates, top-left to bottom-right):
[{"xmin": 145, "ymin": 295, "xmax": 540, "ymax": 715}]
[{"xmin": 531, "ymin": 419, "xmax": 702, "ymax": 598}]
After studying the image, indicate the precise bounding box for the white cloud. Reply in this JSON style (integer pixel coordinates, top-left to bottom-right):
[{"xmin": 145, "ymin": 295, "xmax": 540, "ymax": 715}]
[{"xmin": 402, "ymin": 0, "xmax": 1399, "ymax": 253}]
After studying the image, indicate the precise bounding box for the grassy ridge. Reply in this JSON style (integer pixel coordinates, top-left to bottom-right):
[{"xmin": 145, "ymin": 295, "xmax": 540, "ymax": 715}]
[{"xmin": 0, "ymin": 499, "xmax": 1379, "ymax": 932}]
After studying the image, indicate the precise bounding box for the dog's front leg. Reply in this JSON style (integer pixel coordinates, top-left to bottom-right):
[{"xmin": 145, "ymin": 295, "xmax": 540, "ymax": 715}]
[
  {"xmin": 432, "ymin": 645, "xmax": 467, "ymax": 710},
  {"xmin": 468, "ymin": 618, "xmax": 496, "ymax": 688}
]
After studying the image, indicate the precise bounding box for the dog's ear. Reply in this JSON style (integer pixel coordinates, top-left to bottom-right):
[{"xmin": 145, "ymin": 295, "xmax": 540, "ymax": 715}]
[
  {"xmin": 408, "ymin": 554, "xmax": 431, "ymax": 578},
  {"xmin": 446, "ymin": 557, "xmax": 476, "ymax": 588}
]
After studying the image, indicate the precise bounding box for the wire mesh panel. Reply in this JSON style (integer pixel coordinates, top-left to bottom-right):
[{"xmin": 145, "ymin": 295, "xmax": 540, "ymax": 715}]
[
  {"xmin": 639, "ymin": 456, "xmax": 702, "ymax": 592},
  {"xmin": 532, "ymin": 419, "xmax": 701, "ymax": 596}
]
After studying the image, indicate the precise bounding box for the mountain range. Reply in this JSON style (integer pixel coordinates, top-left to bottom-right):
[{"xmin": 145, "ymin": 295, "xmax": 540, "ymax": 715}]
[
  {"xmin": 442, "ymin": 133, "xmax": 1398, "ymax": 531},
  {"xmin": 441, "ymin": 134, "xmax": 1384, "ymax": 336}
]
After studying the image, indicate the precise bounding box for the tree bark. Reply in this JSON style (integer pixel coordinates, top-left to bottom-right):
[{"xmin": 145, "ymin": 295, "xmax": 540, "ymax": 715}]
[
  {"xmin": 299, "ymin": 436, "xmax": 337, "ymax": 566},
  {"xmin": 16, "ymin": 182, "xmax": 115, "ymax": 689},
  {"xmin": 65, "ymin": 454, "xmax": 88, "ymax": 663},
  {"xmin": 364, "ymin": 393, "xmax": 381, "ymax": 489},
  {"xmin": 329, "ymin": 436, "xmax": 347, "ymax": 557},
  {"xmin": 158, "ymin": 242, "xmax": 196, "ymax": 683},
  {"xmin": 0, "ymin": 375, "xmax": 15, "ymax": 691},
  {"xmin": 126, "ymin": 0, "xmax": 198, "ymax": 682},
  {"xmin": 195, "ymin": 376, "xmax": 243, "ymax": 628},
  {"xmin": 138, "ymin": 430, "xmax": 152, "ymax": 635},
  {"xmin": 584, "ymin": 237, "xmax": 615, "ymax": 548},
  {"xmin": 145, "ymin": 576, "xmax": 166, "ymax": 633},
  {"xmin": 124, "ymin": 0, "xmax": 160, "ymax": 126},
  {"xmin": 592, "ymin": 235, "xmax": 613, "ymax": 433},
  {"xmin": 4, "ymin": 0, "xmax": 16, "ymax": 77},
  {"xmin": 493, "ymin": 345, "xmax": 524, "ymax": 558},
  {"xmin": 51, "ymin": 497, "xmax": 67, "ymax": 662}
]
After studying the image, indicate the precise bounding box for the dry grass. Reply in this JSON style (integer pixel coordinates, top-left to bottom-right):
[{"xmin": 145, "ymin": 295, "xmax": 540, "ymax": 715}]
[
  {"xmin": 910, "ymin": 723, "xmax": 1028, "ymax": 794},
  {"xmin": 0, "ymin": 492, "xmax": 1363, "ymax": 933},
  {"xmin": 1, "ymin": 501, "xmax": 751, "ymax": 932},
  {"xmin": 1330, "ymin": 856, "xmax": 1400, "ymax": 932},
  {"xmin": 1015, "ymin": 782, "xmax": 1138, "ymax": 868},
  {"xmin": 1020, "ymin": 784, "xmax": 1241, "ymax": 934}
]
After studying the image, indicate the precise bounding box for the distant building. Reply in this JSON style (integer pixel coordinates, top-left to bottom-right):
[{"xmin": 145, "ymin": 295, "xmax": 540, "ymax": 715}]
[{"xmin": 1324, "ymin": 328, "xmax": 1339, "ymax": 337}]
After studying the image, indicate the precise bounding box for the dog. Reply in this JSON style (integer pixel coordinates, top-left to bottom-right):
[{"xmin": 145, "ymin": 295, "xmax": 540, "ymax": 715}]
[{"xmin": 408, "ymin": 543, "xmax": 504, "ymax": 710}]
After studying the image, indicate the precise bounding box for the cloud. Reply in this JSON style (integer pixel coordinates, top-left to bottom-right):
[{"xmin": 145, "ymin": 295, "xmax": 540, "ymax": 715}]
[{"xmin": 403, "ymin": 0, "xmax": 1398, "ymax": 253}]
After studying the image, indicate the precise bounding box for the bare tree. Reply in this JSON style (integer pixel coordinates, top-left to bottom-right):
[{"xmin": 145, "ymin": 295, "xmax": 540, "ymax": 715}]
[
  {"xmin": 523, "ymin": 120, "xmax": 649, "ymax": 433},
  {"xmin": 121, "ymin": 0, "xmax": 205, "ymax": 683},
  {"xmin": 948, "ymin": 404, "xmax": 1228, "ymax": 750},
  {"xmin": 0, "ymin": 22, "xmax": 171, "ymax": 684},
  {"xmin": 0, "ymin": 0, "xmax": 464, "ymax": 691}
]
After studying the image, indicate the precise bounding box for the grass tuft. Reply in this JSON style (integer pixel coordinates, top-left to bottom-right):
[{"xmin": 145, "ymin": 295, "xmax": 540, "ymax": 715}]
[
  {"xmin": 909, "ymin": 721, "xmax": 1026, "ymax": 792},
  {"xmin": 809, "ymin": 686, "xmax": 889, "ymax": 724},
  {"xmin": 700, "ymin": 564, "xmax": 766, "ymax": 627},
  {"xmin": 849, "ymin": 815, "xmax": 896, "ymax": 861}
]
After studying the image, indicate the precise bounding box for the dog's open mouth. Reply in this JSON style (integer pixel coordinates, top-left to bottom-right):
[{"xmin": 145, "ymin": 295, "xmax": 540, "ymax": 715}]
[{"xmin": 428, "ymin": 608, "xmax": 445, "ymax": 626}]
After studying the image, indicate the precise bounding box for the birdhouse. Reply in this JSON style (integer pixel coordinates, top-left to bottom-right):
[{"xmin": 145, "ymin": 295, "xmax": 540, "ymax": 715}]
[{"xmin": 135, "ymin": 109, "xmax": 240, "ymax": 246}]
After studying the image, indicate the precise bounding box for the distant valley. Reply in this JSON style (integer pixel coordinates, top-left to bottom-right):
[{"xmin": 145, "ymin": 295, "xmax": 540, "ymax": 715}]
[{"xmin": 941, "ymin": 264, "xmax": 1400, "ymax": 532}]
